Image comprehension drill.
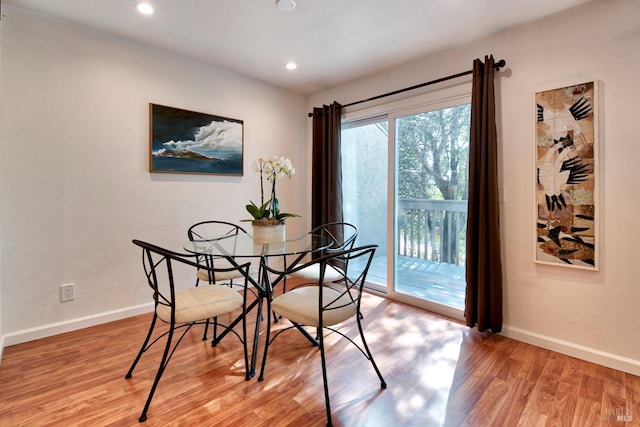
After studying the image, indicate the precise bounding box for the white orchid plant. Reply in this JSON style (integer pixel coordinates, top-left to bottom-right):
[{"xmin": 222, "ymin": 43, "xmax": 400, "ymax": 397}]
[{"xmin": 244, "ymin": 155, "xmax": 299, "ymax": 225}]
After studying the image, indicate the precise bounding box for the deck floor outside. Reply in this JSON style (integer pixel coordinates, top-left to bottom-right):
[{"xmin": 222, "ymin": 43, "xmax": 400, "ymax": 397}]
[{"xmin": 354, "ymin": 254, "xmax": 466, "ymax": 310}]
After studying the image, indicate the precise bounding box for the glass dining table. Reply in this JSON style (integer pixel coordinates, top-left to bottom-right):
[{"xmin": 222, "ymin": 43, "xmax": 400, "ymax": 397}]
[{"xmin": 183, "ymin": 231, "xmax": 330, "ymax": 378}]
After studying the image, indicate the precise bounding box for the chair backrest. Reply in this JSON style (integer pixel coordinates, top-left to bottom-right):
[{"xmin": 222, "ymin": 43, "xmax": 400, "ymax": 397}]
[
  {"xmin": 187, "ymin": 220, "xmax": 247, "ymax": 242},
  {"xmin": 264, "ymin": 244, "xmax": 377, "ymax": 307},
  {"xmin": 309, "ymin": 222, "xmax": 358, "ymax": 252},
  {"xmin": 187, "ymin": 221, "xmax": 249, "ymax": 282},
  {"xmin": 132, "ymin": 239, "xmax": 250, "ymax": 319},
  {"xmin": 308, "ymin": 222, "xmax": 358, "ymax": 275},
  {"xmin": 319, "ymin": 245, "xmax": 376, "ymax": 314}
]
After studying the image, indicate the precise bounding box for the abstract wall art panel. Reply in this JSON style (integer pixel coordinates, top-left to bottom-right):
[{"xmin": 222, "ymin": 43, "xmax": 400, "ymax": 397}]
[{"xmin": 535, "ymin": 81, "xmax": 598, "ymax": 270}]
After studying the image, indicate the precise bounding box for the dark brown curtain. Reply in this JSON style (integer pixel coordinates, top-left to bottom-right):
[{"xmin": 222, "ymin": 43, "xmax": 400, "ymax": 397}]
[
  {"xmin": 311, "ymin": 102, "xmax": 343, "ymax": 230},
  {"xmin": 465, "ymin": 55, "xmax": 503, "ymax": 333}
]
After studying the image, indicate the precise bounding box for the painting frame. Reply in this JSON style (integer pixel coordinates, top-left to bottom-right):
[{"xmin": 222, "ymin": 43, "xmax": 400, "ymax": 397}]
[
  {"xmin": 149, "ymin": 103, "xmax": 244, "ymax": 176},
  {"xmin": 534, "ymin": 80, "xmax": 599, "ymax": 270}
]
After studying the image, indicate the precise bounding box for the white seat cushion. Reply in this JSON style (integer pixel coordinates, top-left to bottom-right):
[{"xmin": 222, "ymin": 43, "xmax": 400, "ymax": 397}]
[
  {"xmin": 196, "ymin": 257, "xmax": 256, "ymax": 283},
  {"xmin": 271, "ymin": 286, "xmax": 356, "ymax": 327},
  {"xmin": 288, "ymin": 264, "xmax": 344, "ymax": 283},
  {"xmin": 197, "ymin": 268, "xmax": 245, "ymax": 283},
  {"xmin": 156, "ymin": 285, "xmax": 243, "ymax": 324}
]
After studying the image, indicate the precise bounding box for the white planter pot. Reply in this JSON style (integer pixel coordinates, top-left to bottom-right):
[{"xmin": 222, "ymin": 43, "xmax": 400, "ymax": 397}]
[{"xmin": 252, "ymin": 223, "xmax": 286, "ymax": 244}]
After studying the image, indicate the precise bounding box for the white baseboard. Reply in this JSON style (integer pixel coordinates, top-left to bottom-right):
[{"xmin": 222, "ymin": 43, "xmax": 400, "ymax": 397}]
[
  {"xmin": 501, "ymin": 324, "xmax": 640, "ymax": 376},
  {"xmin": 1, "ymin": 303, "xmax": 154, "ymax": 349}
]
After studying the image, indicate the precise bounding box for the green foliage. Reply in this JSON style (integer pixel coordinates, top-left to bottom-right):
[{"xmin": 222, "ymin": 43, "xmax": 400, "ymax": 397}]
[
  {"xmin": 243, "ymin": 198, "xmax": 299, "ymax": 223},
  {"xmin": 397, "ymin": 104, "xmax": 470, "ymax": 201},
  {"xmin": 270, "ymin": 198, "xmax": 300, "ymax": 222},
  {"xmin": 244, "ymin": 200, "xmax": 270, "ymax": 220}
]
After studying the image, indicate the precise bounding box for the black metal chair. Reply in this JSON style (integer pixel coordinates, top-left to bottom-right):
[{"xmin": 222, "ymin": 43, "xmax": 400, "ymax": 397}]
[
  {"xmin": 287, "ymin": 222, "xmax": 358, "ymax": 285},
  {"xmin": 125, "ymin": 239, "xmax": 251, "ymax": 423},
  {"xmin": 187, "ymin": 220, "xmax": 258, "ymax": 342},
  {"xmin": 285, "ymin": 222, "xmax": 363, "ymax": 324},
  {"xmin": 258, "ymin": 244, "xmax": 386, "ymax": 427}
]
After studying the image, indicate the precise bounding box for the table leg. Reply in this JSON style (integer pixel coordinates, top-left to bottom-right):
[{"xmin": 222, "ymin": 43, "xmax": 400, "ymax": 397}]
[
  {"xmin": 292, "ymin": 322, "xmax": 319, "ymax": 346},
  {"xmin": 248, "ymin": 294, "xmax": 265, "ymax": 379}
]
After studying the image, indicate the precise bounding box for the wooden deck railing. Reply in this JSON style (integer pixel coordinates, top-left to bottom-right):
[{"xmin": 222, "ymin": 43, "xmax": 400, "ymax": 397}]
[{"xmin": 397, "ymin": 199, "xmax": 467, "ymax": 266}]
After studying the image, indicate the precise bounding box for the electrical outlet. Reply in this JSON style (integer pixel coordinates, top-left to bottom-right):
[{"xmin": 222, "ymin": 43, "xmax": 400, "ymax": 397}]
[{"xmin": 60, "ymin": 283, "xmax": 75, "ymax": 302}]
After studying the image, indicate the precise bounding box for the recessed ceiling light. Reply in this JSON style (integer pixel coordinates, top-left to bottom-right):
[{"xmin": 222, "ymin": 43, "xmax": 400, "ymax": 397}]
[
  {"xmin": 136, "ymin": 3, "xmax": 154, "ymax": 15},
  {"xmin": 285, "ymin": 62, "xmax": 297, "ymax": 70},
  {"xmin": 276, "ymin": 0, "xmax": 296, "ymax": 12}
]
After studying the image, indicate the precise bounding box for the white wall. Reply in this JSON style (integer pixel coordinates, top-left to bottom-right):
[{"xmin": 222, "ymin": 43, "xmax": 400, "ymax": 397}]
[
  {"xmin": 0, "ymin": 5, "xmax": 308, "ymax": 344},
  {"xmin": 308, "ymin": 0, "xmax": 640, "ymax": 374}
]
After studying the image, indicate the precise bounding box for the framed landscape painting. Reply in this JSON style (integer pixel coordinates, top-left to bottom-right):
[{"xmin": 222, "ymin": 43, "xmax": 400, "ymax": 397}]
[
  {"xmin": 535, "ymin": 80, "xmax": 598, "ymax": 270},
  {"xmin": 149, "ymin": 103, "xmax": 243, "ymax": 176}
]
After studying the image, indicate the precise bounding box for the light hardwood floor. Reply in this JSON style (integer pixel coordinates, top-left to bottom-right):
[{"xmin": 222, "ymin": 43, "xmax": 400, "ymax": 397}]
[{"xmin": 1, "ymin": 292, "xmax": 638, "ymax": 426}]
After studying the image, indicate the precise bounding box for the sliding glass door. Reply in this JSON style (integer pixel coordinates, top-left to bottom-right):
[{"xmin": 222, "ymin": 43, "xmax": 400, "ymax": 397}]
[
  {"xmin": 391, "ymin": 101, "xmax": 469, "ymax": 318},
  {"xmin": 341, "ymin": 87, "xmax": 470, "ymax": 319}
]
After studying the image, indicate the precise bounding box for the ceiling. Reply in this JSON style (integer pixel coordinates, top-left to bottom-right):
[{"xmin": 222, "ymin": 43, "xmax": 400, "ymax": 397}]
[{"xmin": 4, "ymin": 0, "xmax": 593, "ymax": 95}]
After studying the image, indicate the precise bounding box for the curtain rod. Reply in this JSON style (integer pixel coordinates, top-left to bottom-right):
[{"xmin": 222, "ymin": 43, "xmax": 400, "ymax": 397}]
[{"xmin": 308, "ymin": 58, "xmax": 506, "ymax": 117}]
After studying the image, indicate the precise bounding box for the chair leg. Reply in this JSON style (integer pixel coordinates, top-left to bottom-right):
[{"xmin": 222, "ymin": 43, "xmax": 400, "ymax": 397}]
[
  {"xmin": 318, "ymin": 330, "xmax": 334, "ymax": 427},
  {"xmin": 211, "ymin": 316, "xmax": 219, "ymax": 347},
  {"xmin": 125, "ymin": 314, "xmax": 158, "ymax": 379},
  {"xmin": 202, "ymin": 318, "xmax": 209, "ymax": 341},
  {"xmin": 356, "ymin": 315, "xmax": 387, "ymax": 389},
  {"xmin": 138, "ymin": 326, "xmax": 175, "ymax": 422}
]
